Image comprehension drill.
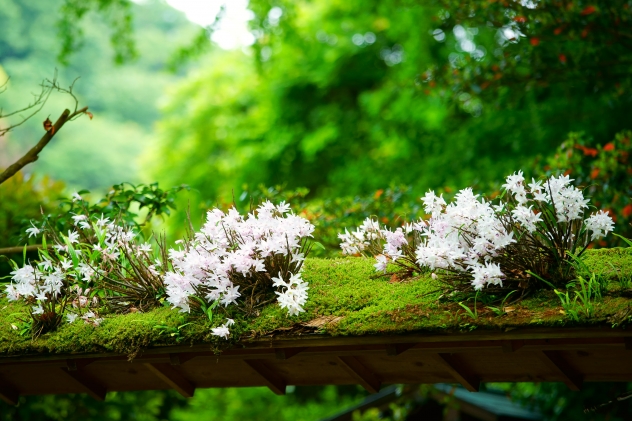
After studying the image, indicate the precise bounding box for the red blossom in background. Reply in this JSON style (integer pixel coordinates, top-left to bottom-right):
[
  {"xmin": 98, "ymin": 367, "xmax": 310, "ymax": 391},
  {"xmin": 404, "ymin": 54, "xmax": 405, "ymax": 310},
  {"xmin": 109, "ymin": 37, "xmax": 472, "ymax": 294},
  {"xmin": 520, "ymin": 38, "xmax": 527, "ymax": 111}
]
[{"xmin": 581, "ymin": 5, "xmax": 597, "ymax": 15}]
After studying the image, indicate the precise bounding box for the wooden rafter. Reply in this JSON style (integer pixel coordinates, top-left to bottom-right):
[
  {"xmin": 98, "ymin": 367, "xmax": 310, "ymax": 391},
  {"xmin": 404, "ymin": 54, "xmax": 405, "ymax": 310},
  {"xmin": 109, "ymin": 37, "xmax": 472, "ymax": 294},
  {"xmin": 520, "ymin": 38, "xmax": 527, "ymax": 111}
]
[
  {"xmin": 244, "ymin": 360, "xmax": 287, "ymax": 395},
  {"xmin": 144, "ymin": 363, "xmax": 195, "ymax": 398},
  {"xmin": 337, "ymin": 356, "xmax": 381, "ymax": 394},
  {"xmin": 501, "ymin": 340, "xmax": 524, "ymax": 353},
  {"xmin": 538, "ymin": 351, "xmax": 583, "ymax": 391},
  {"xmin": 0, "ymin": 376, "xmax": 19, "ymax": 406},
  {"xmin": 435, "ymin": 353, "xmax": 480, "ymax": 392},
  {"xmin": 385, "ymin": 343, "xmax": 416, "ymax": 356},
  {"xmin": 60, "ymin": 367, "xmax": 107, "ymax": 401},
  {"xmin": 275, "ymin": 347, "xmax": 307, "ymax": 360}
]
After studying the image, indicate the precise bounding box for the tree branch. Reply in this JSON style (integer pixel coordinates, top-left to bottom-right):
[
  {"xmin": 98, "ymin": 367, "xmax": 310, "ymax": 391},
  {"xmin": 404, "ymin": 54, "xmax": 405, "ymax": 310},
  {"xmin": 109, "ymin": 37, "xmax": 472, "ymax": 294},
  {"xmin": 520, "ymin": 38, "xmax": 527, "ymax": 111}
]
[
  {"xmin": 0, "ymin": 106, "xmax": 88, "ymax": 185},
  {"xmin": 0, "ymin": 245, "xmax": 46, "ymax": 255}
]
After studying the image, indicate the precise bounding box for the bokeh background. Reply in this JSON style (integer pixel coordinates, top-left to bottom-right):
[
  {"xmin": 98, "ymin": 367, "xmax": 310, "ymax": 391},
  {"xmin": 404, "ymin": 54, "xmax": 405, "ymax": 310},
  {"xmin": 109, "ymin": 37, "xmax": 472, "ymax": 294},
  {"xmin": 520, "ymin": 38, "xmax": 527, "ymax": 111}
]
[{"xmin": 1, "ymin": 0, "xmax": 632, "ymax": 419}]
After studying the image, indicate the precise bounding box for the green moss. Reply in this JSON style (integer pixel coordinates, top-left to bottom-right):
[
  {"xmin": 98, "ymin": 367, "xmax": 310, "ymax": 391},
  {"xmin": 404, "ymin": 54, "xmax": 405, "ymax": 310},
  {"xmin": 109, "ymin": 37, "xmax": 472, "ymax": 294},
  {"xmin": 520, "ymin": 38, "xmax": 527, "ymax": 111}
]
[
  {"xmin": 581, "ymin": 247, "xmax": 632, "ymax": 281},
  {"xmin": 1, "ymin": 249, "xmax": 632, "ymax": 358}
]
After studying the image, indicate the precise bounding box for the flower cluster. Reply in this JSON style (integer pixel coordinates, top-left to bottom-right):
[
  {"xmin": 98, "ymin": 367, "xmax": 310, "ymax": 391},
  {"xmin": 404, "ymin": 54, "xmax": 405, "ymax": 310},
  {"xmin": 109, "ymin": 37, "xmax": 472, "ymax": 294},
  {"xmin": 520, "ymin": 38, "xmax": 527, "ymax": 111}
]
[
  {"xmin": 6, "ymin": 199, "xmax": 314, "ymax": 339},
  {"xmin": 339, "ymin": 217, "xmax": 426, "ymax": 277},
  {"xmin": 341, "ymin": 171, "xmax": 615, "ymax": 293},
  {"xmin": 165, "ymin": 201, "xmax": 314, "ymax": 337},
  {"xmin": 415, "ymin": 188, "xmax": 511, "ymax": 290},
  {"xmin": 5, "ymin": 213, "xmax": 147, "ymax": 331}
]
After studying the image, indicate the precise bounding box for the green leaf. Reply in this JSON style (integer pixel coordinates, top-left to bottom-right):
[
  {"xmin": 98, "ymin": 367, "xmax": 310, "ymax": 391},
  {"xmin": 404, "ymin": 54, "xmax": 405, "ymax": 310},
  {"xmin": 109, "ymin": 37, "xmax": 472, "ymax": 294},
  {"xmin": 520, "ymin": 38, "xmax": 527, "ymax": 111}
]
[
  {"xmin": 526, "ymin": 270, "xmax": 556, "ymax": 289},
  {"xmin": 613, "ymin": 233, "xmax": 632, "ymax": 247}
]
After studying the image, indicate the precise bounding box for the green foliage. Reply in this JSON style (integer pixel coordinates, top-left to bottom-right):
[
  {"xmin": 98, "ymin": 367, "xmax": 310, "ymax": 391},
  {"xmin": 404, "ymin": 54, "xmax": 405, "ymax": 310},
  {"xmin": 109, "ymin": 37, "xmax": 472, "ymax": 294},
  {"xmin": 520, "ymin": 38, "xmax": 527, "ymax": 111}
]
[
  {"xmin": 11, "ymin": 182, "xmax": 189, "ymax": 249},
  {"xmin": 152, "ymin": 0, "xmax": 632, "ymax": 217},
  {"xmin": 486, "ymin": 290, "xmax": 518, "ymax": 317},
  {"xmin": 0, "ymin": 172, "xmax": 66, "ymax": 277},
  {"xmin": 0, "ymin": 172, "xmax": 65, "ymax": 248},
  {"xmin": 57, "ymin": 0, "xmax": 137, "ymax": 65},
  {"xmin": 539, "ymin": 130, "xmax": 632, "ymax": 246},
  {"xmin": 170, "ymin": 386, "xmax": 366, "ymax": 421},
  {"xmin": 508, "ymin": 382, "xmax": 632, "ymax": 421},
  {"xmin": 0, "ymin": 390, "xmax": 187, "ymax": 421},
  {"xmin": 458, "ymin": 292, "xmax": 479, "ymax": 320},
  {"xmin": 554, "ymin": 274, "xmax": 602, "ymax": 321},
  {"xmin": 250, "ymin": 0, "xmax": 632, "ymax": 108},
  {"xmin": 0, "ymin": 386, "xmax": 365, "ymax": 421},
  {"xmin": 53, "ymin": 182, "xmax": 188, "ymax": 233}
]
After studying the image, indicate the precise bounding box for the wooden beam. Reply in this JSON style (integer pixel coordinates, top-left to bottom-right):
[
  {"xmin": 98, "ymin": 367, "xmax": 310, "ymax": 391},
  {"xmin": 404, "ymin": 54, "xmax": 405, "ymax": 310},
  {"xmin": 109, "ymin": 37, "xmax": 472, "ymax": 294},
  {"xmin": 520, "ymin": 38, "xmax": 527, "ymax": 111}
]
[
  {"xmin": 0, "ymin": 377, "xmax": 19, "ymax": 406},
  {"xmin": 624, "ymin": 337, "xmax": 632, "ymax": 350},
  {"xmin": 435, "ymin": 353, "xmax": 480, "ymax": 392},
  {"xmin": 386, "ymin": 343, "xmax": 416, "ymax": 356},
  {"xmin": 144, "ymin": 363, "xmax": 195, "ymax": 398},
  {"xmin": 244, "ymin": 360, "xmax": 287, "ymax": 395},
  {"xmin": 66, "ymin": 358, "xmax": 96, "ymax": 371},
  {"xmin": 275, "ymin": 347, "xmax": 307, "ymax": 360},
  {"xmin": 60, "ymin": 367, "xmax": 107, "ymax": 401},
  {"xmin": 337, "ymin": 356, "xmax": 381, "ymax": 394},
  {"xmin": 501, "ymin": 340, "xmax": 524, "ymax": 353},
  {"xmin": 538, "ymin": 351, "xmax": 583, "ymax": 391}
]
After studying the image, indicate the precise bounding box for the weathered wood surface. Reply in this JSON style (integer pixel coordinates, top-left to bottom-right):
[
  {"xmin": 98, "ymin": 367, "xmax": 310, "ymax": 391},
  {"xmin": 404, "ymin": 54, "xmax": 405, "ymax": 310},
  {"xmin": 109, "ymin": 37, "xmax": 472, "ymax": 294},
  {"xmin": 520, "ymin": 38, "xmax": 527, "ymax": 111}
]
[{"xmin": 1, "ymin": 327, "xmax": 631, "ymax": 402}]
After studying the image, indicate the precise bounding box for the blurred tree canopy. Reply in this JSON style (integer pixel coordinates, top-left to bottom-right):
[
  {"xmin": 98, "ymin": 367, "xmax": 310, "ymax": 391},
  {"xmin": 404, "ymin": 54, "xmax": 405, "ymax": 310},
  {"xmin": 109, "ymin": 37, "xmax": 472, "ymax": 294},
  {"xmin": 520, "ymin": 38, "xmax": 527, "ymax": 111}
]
[{"xmin": 148, "ymin": 0, "xmax": 632, "ymax": 207}]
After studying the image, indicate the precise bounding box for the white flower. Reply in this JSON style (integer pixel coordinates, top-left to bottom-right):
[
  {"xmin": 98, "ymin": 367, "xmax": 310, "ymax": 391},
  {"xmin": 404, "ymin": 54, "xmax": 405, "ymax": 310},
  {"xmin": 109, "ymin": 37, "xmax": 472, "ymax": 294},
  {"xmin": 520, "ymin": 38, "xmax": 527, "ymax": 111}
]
[
  {"xmin": 470, "ymin": 262, "xmax": 504, "ymax": 290},
  {"xmin": 71, "ymin": 214, "xmax": 88, "ymax": 226},
  {"xmin": 138, "ymin": 243, "xmax": 152, "ymax": 253},
  {"xmin": 67, "ymin": 313, "xmax": 78, "ymax": 323},
  {"xmin": 211, "ymin": 325, "xmax": 231, "ymax": 339},
  {"xmin": 374, "ymin": 255, "xmax": 388, "ymax": 273},
  {"xmin": 276, "ymin": 201, "xmax": 291, "ymax": 214},
  {"xmin": 421, "ymin": 190, "xmax": 446, "ymax": 215},
  {"xmin": 72, "ymin": 192, "xmax": 82, "ymax": 202},
  {"xmin": 96, "ymin": 214, "xmax": 110, "ymax": 227},
  {"xmin": 67, "ymin": 230, "xmax": 80, "ymax": 244},
  {"xmin": 585, "ymin": 210, "xmax": 615, "ymax": 241},
  {"xmin": 502, "ymin": 171, "xmax": 524, "ymax": 193},
  {"xmin": 26, "ymin": 222, "xmax": 41, "ymax": 238},
  {"xmin": 59, "ymin": 259, "xmax": 73, "ymax": 271},
  {"xmin": 511, "ymin": 205, "xmax": 542, "ymax": 233}
]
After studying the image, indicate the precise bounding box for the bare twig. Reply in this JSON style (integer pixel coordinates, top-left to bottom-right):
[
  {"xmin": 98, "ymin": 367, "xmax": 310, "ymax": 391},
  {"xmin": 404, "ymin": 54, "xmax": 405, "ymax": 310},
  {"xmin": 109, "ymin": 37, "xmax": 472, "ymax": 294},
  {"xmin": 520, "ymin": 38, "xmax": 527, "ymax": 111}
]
[
  {"xmin": 0, "ymin": 72, "xmax": 90, "ymax": 185},
  {"xmin": 0, "ymin": 72, "xmax": 63, "ymax": 136},
  {"xmin": 0, "ymin": 105, "xmax": 89, "ymax": 185}
]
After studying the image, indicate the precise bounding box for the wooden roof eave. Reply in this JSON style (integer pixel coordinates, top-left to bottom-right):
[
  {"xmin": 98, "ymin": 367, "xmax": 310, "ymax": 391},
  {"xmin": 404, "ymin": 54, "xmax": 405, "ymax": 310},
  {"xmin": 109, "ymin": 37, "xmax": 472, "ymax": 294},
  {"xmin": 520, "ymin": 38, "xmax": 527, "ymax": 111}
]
[{"xmin": 1, "ymin": 326, "xmax": 632, "ymax": 405}]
